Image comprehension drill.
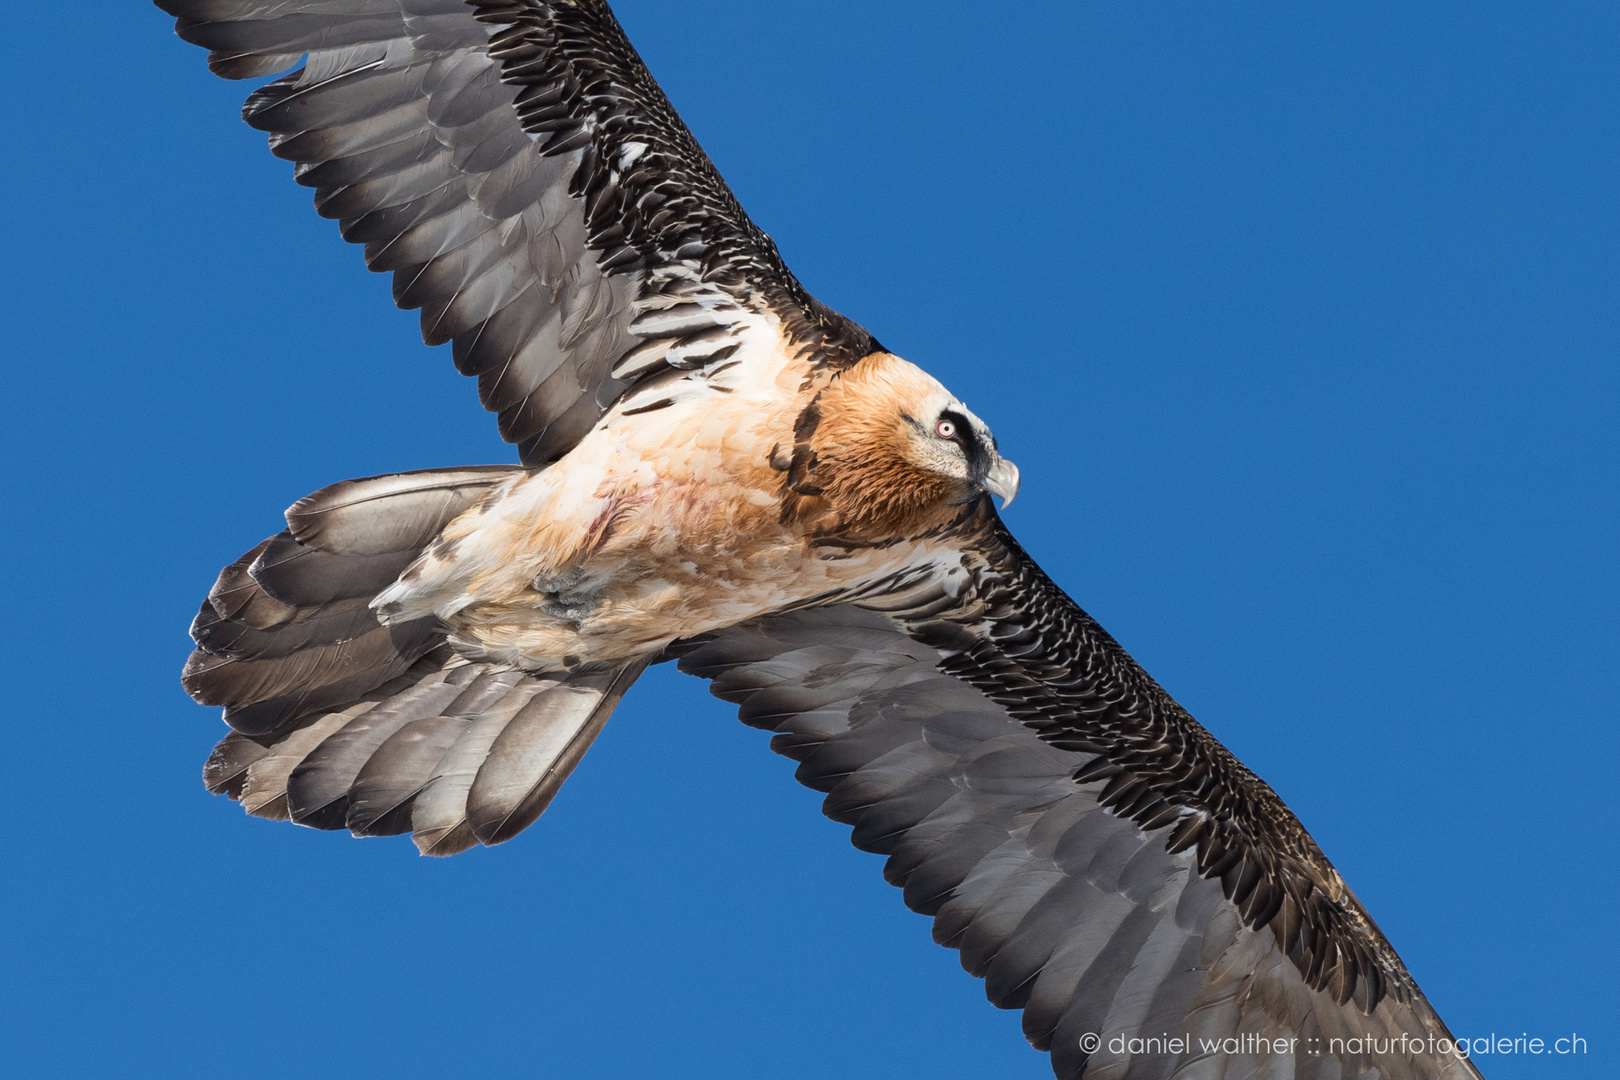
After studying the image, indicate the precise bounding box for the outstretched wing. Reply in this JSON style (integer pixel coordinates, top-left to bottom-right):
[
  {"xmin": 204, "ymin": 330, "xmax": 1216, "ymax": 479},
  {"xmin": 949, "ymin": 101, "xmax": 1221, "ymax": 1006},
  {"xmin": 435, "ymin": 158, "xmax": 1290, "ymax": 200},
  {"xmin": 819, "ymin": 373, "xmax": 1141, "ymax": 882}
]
[
  {"xmin": 675, "ymin": 521, "xmax": 1481, "ymax": 1080},
  {"xmin": 158, "ymin": 0, "xmax": 877, "ymax": 463}
]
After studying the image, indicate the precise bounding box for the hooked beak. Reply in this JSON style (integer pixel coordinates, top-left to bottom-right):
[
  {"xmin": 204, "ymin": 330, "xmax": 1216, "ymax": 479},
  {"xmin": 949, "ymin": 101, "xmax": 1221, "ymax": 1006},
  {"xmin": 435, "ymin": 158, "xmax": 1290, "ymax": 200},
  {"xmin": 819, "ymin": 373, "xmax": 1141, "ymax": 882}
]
[{"xmin": 983, "ymin": 456, "xmax": 1021, "ymax": 508}]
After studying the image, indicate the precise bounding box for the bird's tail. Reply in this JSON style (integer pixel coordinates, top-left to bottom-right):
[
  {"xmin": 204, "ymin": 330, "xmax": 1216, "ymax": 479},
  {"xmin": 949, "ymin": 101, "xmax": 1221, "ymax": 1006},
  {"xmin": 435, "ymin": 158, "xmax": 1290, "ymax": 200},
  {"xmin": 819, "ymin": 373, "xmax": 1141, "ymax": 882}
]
[{"xmin": 184, "ymin": 466, "xmax": 645, "ymax": 855}]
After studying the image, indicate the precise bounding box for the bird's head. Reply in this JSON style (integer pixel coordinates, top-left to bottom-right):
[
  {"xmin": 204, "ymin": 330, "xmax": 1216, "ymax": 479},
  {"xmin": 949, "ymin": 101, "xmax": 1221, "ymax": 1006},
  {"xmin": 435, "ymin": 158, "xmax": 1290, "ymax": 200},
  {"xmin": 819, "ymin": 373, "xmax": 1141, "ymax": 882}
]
[{"xmin": 796, "ymin": 352, "xmax": 1019, "ymax": 537}]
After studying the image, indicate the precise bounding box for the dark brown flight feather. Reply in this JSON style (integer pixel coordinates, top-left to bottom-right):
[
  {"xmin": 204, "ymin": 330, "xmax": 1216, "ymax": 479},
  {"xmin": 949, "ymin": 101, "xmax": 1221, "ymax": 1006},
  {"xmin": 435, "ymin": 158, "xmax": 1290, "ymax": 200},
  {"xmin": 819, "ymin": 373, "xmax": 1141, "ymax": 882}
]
[{"xmin": 161, "ymin": 0, "xmax": 876, "ymax": 465}]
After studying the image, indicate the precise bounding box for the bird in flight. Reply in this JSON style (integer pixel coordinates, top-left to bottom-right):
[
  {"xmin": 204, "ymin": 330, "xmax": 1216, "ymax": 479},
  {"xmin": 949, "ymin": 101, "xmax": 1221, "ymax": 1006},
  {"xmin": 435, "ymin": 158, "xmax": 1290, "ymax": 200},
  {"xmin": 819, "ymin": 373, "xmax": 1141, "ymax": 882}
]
[{"xmin": 161, "ymin": 3, "xmax": 1481, "ymax": 1078}]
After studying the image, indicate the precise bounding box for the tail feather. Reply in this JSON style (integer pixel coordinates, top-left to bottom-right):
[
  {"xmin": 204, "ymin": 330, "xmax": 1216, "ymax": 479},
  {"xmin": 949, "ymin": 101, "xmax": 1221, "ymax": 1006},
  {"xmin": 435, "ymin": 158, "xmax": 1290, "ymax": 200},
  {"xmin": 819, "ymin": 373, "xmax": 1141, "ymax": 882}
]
[
  {"xmin": 239, "ymin": 705, "xmax": 375, "ymax": 820},
  {"xmin": 189, "ymin": 466, "xmax": 648, "ymax": 855},
  {"xmin": 202, "ymin": 650, "xmax": 642, "ymax": 854},
  {"xmin": 203, "ymin": 538, "xmax": 295, "ymax": 627},
  {"xmin": 285, "ymin": 466, "xmax": 519, "ymax": 556},
  {"xmin": 344, "ymin": 667, "xmax": 531, "ymax": 836},
  {"xmin": 191, "ymin": 595, "xmax": 381, "ymax": 662},
  {"xmin": 406, "ymin": 683, "xmax": 552, "ymax": 855},
  {"xmin": 286, "ymin": 662, "xmax": 476, "ymax": 829},
  {"xmin": 247, "ymin": 531, "xmax": 422, "ymax": 607},
  {"xmin": 183, "ymin": 467, "xmax": 525, "ymax": 736},
  {"xmin": 183, "ymin": 616, "xmax": 437, "ymax": 713},
  {"xmin": 200, "ymin": 658, "xmax": 441, "ymax": 802},
  {"xmin": 204, "ymin": 729, "xmax": 273, "ymax": 799},
  {"xmin": 347, "ymin": 715, "xmax": 478, "ymax": 837},
  {"xmin": 463, "ymin": 661, "xmax": 646, "ymax": 848}
]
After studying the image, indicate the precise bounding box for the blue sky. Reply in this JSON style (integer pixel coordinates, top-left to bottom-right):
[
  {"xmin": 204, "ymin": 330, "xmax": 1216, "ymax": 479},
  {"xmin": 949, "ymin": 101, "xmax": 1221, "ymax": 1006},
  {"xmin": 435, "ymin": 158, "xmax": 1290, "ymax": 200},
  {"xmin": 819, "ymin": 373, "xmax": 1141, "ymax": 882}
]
[{"xmin": 1, "ymin": 2, "xmax": 1614, "ymax": 1077}]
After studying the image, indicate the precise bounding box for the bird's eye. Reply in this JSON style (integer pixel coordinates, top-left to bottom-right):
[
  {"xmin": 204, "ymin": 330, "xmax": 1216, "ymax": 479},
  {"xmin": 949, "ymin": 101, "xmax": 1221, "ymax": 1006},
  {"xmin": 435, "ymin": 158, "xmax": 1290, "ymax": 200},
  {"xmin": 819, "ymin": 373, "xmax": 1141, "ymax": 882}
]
[{"xmin": 936, "ymin": 419, "xmax": 957, "ymax": 439}]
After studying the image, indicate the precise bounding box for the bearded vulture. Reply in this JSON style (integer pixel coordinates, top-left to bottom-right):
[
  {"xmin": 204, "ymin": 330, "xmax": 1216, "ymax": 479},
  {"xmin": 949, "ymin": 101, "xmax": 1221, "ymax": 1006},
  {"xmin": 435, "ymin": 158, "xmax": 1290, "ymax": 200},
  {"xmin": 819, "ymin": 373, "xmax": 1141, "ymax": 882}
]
[{"xmin": 159, "ymin": 3, "xmax": 1481, "ymax": 1078}]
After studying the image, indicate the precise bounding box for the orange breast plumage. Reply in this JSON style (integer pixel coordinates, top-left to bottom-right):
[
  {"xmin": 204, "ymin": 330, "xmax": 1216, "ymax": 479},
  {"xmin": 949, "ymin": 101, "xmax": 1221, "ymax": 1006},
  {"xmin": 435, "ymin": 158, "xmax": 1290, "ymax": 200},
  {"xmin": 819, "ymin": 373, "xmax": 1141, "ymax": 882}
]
[{"xmin": 369, "ymin": 330, "xmax": 974, "ymax": 671}]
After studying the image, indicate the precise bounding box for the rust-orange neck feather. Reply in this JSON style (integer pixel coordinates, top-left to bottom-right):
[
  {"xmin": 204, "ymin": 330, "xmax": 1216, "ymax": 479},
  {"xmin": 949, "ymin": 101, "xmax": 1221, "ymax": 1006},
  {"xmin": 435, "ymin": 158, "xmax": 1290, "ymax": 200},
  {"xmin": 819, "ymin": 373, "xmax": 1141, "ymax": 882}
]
[{"xmin": 786, "ymin": 353, "xmax": 976, "ymax": 540}]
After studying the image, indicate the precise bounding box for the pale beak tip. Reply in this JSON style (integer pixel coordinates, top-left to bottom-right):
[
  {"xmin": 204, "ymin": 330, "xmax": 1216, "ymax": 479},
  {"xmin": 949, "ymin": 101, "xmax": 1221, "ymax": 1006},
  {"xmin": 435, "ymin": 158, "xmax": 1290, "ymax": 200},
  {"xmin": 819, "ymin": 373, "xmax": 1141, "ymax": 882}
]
[{"xmin": 985, "ymin": 458, "xmax": 1020, "ymax": 509}]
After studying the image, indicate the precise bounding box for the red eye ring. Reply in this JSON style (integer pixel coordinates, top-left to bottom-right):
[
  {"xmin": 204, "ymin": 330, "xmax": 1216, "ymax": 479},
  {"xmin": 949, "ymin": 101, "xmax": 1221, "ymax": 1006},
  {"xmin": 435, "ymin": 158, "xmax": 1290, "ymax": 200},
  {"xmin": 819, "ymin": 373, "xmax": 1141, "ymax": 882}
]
[{"xmin": 936, "ymin": 419, "xmax": 957, "ymax": 439}]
